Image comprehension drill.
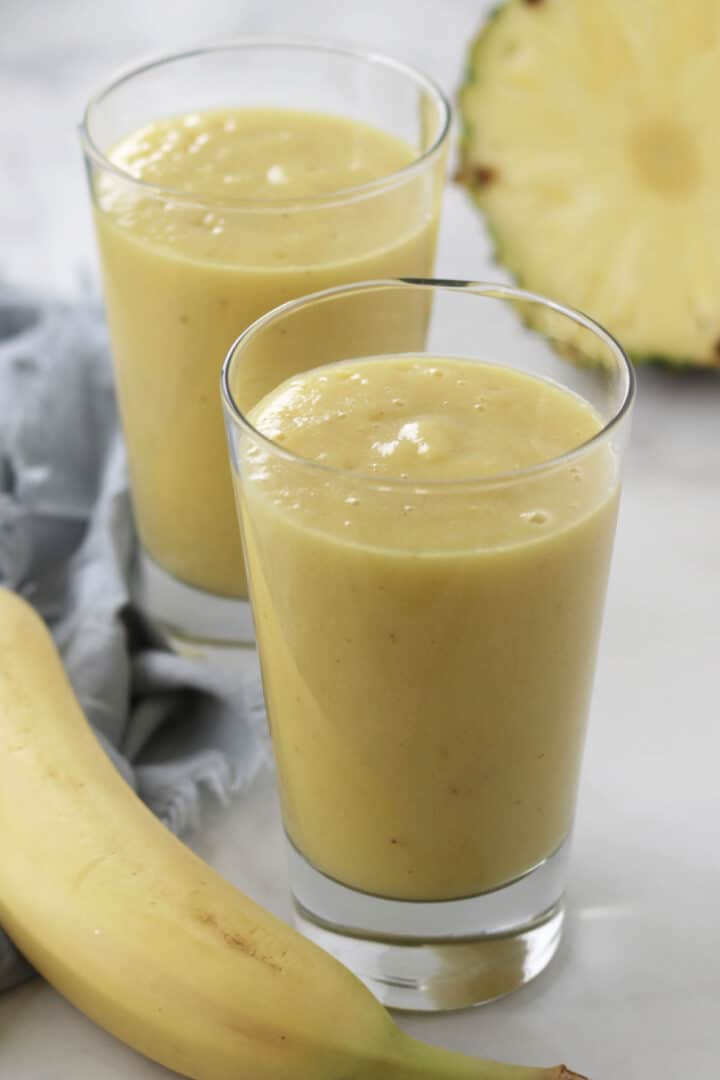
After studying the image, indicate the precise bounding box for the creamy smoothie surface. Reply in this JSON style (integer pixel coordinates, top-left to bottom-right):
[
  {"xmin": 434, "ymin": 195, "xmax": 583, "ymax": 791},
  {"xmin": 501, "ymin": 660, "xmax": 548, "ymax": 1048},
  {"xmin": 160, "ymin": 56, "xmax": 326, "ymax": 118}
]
[
  {"xmin": 239, "ymin": 356, "xmax": 619, "ymax": 900},
  {"xmin": 95, "ymin": 109, "xmax": 438, "ymax": 596}
]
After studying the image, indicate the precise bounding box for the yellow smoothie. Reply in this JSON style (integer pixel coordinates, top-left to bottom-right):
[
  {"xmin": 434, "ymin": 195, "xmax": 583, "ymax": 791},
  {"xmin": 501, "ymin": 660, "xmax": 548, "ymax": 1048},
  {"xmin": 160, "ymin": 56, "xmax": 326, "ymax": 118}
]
[
  {"xmin": 93, "ymin": 109, "xmax": 442, "ymax": 596},
  {"xmin": 238, "ymin": 357, "xmax": 619, "ymax": 901}
]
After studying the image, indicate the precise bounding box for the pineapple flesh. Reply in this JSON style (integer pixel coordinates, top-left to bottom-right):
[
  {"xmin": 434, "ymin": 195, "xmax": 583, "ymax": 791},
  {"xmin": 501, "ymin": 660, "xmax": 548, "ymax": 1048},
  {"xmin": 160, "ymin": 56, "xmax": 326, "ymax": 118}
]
[{"xmin": 459, "ymin": 0, "xmax": 720, "ymax": 367}]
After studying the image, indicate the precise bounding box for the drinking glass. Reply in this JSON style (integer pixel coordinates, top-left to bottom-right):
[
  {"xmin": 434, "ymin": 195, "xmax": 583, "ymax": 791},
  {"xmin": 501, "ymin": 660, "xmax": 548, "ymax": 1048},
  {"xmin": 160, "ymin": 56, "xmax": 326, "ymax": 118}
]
[
  {"xmin": 80, "ymin": 41, "xmax": 450, "ymax": 646},
  {"xmin": 222, "ymin": 279, "xmax": 634, "ymax": 1010}
]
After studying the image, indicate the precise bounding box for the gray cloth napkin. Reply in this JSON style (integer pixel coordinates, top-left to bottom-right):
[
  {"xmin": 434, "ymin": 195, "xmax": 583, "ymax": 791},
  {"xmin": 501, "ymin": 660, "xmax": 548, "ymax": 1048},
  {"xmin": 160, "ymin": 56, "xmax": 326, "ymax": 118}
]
[{"xmin": 0, "ymin": 285, "xmax": 267, "ymax": 992}]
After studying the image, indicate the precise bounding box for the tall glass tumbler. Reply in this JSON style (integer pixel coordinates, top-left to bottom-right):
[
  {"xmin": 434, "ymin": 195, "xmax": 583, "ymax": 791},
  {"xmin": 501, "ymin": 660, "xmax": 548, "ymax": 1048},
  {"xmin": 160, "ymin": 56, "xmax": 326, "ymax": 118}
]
[
  {"xmin": 222, "ymin": 280, "xmax": 635, "ymax": 1010},
  {"xmin": 80, "ymin": 41, "xmax": 450, "ymax": 646}
]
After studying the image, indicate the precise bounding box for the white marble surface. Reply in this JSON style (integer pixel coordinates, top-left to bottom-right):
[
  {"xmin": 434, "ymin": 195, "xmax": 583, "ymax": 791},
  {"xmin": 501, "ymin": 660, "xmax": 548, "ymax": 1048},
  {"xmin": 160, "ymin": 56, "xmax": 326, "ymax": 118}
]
[{"xmin": 2, "ymin": 2, "xmax": 720, "ymax": 1078}]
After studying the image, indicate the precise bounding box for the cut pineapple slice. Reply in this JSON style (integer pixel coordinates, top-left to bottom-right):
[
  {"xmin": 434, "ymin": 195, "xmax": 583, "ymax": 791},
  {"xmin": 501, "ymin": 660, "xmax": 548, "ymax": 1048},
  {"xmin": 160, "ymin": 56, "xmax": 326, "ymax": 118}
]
[{"xmin": 458, "ymin": 0, "xmax": 720, "ymax": 366}]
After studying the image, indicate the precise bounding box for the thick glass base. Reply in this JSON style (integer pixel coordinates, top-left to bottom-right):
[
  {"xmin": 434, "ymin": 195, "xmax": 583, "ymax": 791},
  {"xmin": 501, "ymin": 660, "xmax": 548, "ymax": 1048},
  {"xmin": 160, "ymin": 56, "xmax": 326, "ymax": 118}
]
[
  {"xmin": 132, "ymin": 548, "xmax": 255, "ymax": 652},
  {"xmin": 289, "ymin": 838, "xmax": 569, "ymax": 1011}
]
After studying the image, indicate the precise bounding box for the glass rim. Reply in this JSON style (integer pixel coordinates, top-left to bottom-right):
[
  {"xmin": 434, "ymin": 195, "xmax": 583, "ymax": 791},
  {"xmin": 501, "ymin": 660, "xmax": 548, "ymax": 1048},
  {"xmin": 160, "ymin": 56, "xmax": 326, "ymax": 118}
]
[
  {"xmin": 221, "ymin": 278, "xmax": 635, "ymax": 492},
  {"xmin": 79, "ymin": 36, "xmax": 452, "ymax": 213}
]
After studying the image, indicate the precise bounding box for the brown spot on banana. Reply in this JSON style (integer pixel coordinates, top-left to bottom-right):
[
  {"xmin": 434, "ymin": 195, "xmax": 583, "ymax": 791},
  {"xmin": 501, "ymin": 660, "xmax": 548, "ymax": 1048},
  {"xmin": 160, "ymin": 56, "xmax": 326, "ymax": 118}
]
[{"xmin": 194, "ymin": 909, "xmax": 284, "ymax": 971}]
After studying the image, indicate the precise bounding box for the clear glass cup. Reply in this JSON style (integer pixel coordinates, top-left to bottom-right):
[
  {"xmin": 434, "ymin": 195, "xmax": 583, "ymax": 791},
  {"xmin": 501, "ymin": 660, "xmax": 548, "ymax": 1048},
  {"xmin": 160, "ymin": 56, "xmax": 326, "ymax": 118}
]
[
  {"xmin": 80, "ymin": 40, "xmax": 450, "ymax": 647},
  {"xmin": 222, "ymin": 279, "xmax": 635, "ymax": 1010}
]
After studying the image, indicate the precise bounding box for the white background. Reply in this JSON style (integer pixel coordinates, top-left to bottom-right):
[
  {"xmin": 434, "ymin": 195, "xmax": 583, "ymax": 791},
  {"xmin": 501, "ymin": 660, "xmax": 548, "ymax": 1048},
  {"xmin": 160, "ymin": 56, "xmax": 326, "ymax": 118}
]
[{"xmin": 1, "ymin": 2, "xmax": 719, "ymax": 1078}]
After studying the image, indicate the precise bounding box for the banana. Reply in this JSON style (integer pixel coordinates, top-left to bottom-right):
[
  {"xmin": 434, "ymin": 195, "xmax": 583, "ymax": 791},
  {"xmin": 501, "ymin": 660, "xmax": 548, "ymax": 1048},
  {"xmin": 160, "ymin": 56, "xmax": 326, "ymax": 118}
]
[{"xmin": 0, "ymin": 587, "xmax": 586, "ymax": 1080}]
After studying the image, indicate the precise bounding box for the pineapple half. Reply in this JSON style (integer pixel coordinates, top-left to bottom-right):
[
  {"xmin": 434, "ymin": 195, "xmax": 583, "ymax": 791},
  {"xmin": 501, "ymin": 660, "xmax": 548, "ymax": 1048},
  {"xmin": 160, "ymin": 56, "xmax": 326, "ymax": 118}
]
[{"xmin": 458, "ymin": 0, "xmax": 720, "ymax": 367}]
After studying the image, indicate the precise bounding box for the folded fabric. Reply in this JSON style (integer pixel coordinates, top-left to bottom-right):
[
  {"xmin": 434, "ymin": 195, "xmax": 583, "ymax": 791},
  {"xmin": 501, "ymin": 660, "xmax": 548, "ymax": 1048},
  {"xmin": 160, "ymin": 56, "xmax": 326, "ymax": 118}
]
[{"xmin": 0, "ymin": 285, "xmax": 266, "ymax": 992}]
